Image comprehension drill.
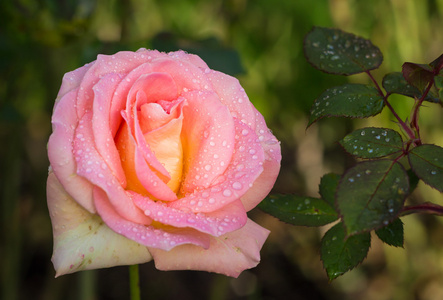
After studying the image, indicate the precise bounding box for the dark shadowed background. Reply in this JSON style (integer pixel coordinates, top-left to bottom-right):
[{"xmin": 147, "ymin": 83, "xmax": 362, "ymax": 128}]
[{"xmin": 1, "ymin": 0, "xmax": 443, "ymax": 299}]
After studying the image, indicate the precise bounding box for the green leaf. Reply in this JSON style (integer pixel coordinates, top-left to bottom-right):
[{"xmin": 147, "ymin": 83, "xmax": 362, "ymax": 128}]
[
  {"xmin": 308, "ymin": 84, "xmax": 384, "ymax": 126},
  {"xmin": 382, "ymin": 72, "xmax": 440, "ymax": 103},
  {"xmin": 408, "ymin": 144, "xmax": 443, "ymax": 192},
  {"xmin": 319, "ymin": 173, "xmax": 341, "ymax": 208},
  {"xmin": 375, "ymin": 218, "xmax": 404, "ymax": 247},
  {"xmin": 339, "ymin": 127, "xmax": 403, "ymax": 158},
  {"xmin": 304, "ymin": 27, "xmax": 383, "ymax": 75},
  {"xmin": 407, "ymin": 169, "xmax": 420, "ymax": 194},
  {"xmin": 258, "ymin": 194, "xmax": 338, "ymax": 227},
  {"xmin": 337, "ymin": 160, "xmax": 409, "ymax": 236},
  {"xmin": 402, "ymin": 62, "xmax": 434, "ymax": 92},
  {"xmin": 321, "ymin": 222, "xmax": 371, "ymax": 281}
]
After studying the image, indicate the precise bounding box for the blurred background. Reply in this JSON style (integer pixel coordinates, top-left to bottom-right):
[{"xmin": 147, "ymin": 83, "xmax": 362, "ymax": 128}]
[{"xmin": 1, "ymin": 0, "xmax": 443, "ymax": 299}]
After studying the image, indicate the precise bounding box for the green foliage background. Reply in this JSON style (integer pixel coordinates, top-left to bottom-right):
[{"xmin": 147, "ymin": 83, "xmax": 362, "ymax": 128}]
[{"xmin": 1, "ymin": 0, "xmax": 443, "ymax": 299}]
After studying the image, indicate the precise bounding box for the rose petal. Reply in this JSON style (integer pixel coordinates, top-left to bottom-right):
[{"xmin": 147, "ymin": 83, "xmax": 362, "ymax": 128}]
[
  {"xmin": 94, "ymin": 187, "xmax": 210, "ymax": 251},
  {"xmin": 180, "ymin": 90, "xmax": 236, "ymax": 192},
  {"xmin": 171, "ymin": 118, "xmax": 264, "ymax": 213},
  {"xmin": 240, "ymin": 107, "xmax": 282, "ymax": 211},
  {"xmin": 166, "ymin": 50, "xmax": 210, "ymax": 70},
  {"xmin": 132, "ymin": 89, "xmax": 170, "ymax": 179},
  {"xmin": 48, "ymin": 88, "xmax": 95, "ymax": 213},
  {"xmin": 109, "ymin": 63, "xmax": 152, "ymax": 136},
  {"xmin": 56, "ymin": 62, "xmax": 93, "ymax": 101},
  {"xmin": 206, "ymin": 70, "xmax": 256, "ymax": 128},
  {"xmin": 92, "ymin": 73, "xmax": 127, "ymax": 187},
  {"xmin": 77, "ymin": 51, "xmax": 163, "ymax": 120},
  {"xmin": 139, "ymin": 98, "xmax": 185, "ymax": 133},
  {"xmin": 126, "ymin": 72, "xmax": 178, "ymax": 111},
  {"xmin": 113, "ymin": 71, "xmax": 172, "ymax": 180},
  {"xmin": 143, "ymin": 110, "xmax": 184, "ymax": 193},
  {"xmin": 74, "ymin": 111, "xmax": 150, "ymax": 224},
  {"xmin": 116, "ymin": 112, "xmax": 177, "ymax": 201},
  {"xmin": 132, "ymin": 192, "xmax": 247, "ymax": 236},
  {"xmin": 47, "ymin": 172, "xmax": 152, "ymax": 277},
  {"xmin": 149, "ymin": 219, "xmax": 270, "ymax": 277},
  {"xmin": 150, "ymin": 56, "xmax": 213, "ymax": 94}
]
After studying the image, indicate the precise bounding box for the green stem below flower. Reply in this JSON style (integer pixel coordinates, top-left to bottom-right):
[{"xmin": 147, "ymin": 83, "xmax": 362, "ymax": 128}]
[{"xmin": 129, "ymin": 265, "xmax": 141, "ymax": 300}]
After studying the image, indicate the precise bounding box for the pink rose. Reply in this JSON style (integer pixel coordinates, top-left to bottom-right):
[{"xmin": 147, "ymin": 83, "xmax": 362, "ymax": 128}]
[{"xmin": 47, "ymin": 49, "xmax": 281, "ymax": 277}]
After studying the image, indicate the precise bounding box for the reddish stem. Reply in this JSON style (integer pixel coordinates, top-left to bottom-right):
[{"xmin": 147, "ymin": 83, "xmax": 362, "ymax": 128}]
[
  {"xmin": 365, "ymin": 71, "xmax": 417, "ymax": 141},
  {"xmin": 410, "ymin": 77, "xmax": 435, "ymax": 144},
  {"xmin": 401, "ymin": 202, "xmax": 443, "ymax": 216}
]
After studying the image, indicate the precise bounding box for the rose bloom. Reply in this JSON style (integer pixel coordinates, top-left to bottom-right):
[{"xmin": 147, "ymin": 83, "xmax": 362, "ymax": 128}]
[{"xmin": 47, "ymin": 49, "xmax": 281, "ymax": 277}]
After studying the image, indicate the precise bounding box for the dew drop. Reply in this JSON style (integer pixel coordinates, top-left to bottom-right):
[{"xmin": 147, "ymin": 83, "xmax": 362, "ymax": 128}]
[
  {"xmin": 223, "ymin": 189, "xmax": 232, "ymax": 197},
  {"xmin": 232, "ymin": 182, "xmax": 242, "ymax": 190}
]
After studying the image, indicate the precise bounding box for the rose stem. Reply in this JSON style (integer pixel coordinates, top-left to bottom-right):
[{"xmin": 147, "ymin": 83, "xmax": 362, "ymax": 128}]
[{"xmin": 129, "ymin": 264, "xmax": 141, "ymax": 300}]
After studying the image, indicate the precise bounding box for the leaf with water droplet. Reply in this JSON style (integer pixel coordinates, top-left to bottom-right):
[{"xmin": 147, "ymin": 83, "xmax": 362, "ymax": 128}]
[
  {"xmin": 319, "ymin": 173, "xmax": 340, "ymax": 208},
  {"xmin": 308, "ymin": 84, "xmax": 384, "ymax": 127},
  {"xmin": 321, "ymin": 222, "xmax": 371, "ymax": 281},
  {"xmin": 304, "ymin": 27, "xmax": 383, "ymax": 75},
  {"xmin": 337, "ymin": 160, "xmax": 409, "ymax": 236},
  {"xmin": 375, "ymin": 218, "xmax": 404, "ymax": 247},
  {"xmin": 382, "ymin": 72, "xmax": 440, "ymax": 104},
  {"xmin": 408, "ymin": 144, "xmax": 443, "ymax": 192},
  {"xmin": 339, "ymin": 127, "xmax": 403, "ymax": 158},
  {"xmin": 258, "ymin": 194, "xmax": 338, "ymax": 227}
]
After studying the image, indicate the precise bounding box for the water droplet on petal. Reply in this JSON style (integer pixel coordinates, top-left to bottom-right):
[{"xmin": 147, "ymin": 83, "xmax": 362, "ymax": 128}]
[
  {"xmin": 223, "ymin": 189, "xmax": 232, "ymax": 197},
  {"xmin": 232, "ymin": 182, "xmax": 242, "ymax": 190}
]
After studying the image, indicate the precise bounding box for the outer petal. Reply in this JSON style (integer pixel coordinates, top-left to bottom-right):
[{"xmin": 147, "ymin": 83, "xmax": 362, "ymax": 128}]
[
  {"xmin": 55, "ymin": 62, "xmax": 93, "ymax": 101},
  {"xmin": 206, "ymin": 70, "xmax": 256, "ymax": 128},
  {"xmin": 149, "ymin": 219, "xmax": 270, "ymax": 277},
  {"xmin": 48, "ymin": 88, "xmax": 95, "ymax": 213},
  {"xmin": 167, "ymin": 50, "xmax": 210, "ymax": 70},
  {"xmin": 240, "ymin": 108, "xmax": 281, "ymax": 211},
  {"xmin": 47, "ymin": 172, "xmax": 152, "ymax": 277},
  {"xmin": 150, "ymin": 56, "xmax": 213, "ymax": 94}
]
